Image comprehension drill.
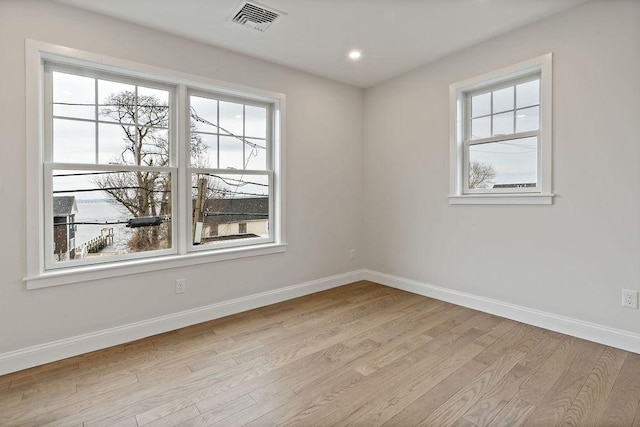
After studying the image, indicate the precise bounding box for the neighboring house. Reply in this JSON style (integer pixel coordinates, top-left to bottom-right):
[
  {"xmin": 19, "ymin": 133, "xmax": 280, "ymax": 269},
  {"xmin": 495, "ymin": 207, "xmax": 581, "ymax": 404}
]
[
  {"xmin": 53, "ymin": 196, "xmax": 77, "ymax": 260},
  {"xmin": 493, "ymin": 183, "xmax": 536, "ymax": 189},
  {"xmin": 200, "ymin": 197, "xmax": 269, "ymax": 241}
]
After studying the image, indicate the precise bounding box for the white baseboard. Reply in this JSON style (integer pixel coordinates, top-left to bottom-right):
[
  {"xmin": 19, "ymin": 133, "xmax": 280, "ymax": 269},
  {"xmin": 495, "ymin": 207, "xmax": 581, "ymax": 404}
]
[
  {"xmin": 0, "ymin": 270, "xmax": 366, "ymax": 376},
  {"xmin": 364, "ymin": 270, "xmax": 640, "ymax": 354}
]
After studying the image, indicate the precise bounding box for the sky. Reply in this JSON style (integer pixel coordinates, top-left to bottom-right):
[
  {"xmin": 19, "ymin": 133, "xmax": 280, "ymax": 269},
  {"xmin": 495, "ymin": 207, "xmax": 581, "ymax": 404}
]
[{"xmin": 51, "ymin": 70, "xmax": 270, "ymax": 200}]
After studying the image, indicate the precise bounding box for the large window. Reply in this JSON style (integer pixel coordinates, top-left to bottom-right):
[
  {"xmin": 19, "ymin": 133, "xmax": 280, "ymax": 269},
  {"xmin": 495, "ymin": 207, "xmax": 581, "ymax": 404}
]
[
  {"xmin": 45, "ymin": 66, "xmax": 177, "ymax": 269},
  {"xmin": 26, "ymin": 42, "xmax": 285, "ymax": 288},
  {"xmin": 449, "ymin": 54, "xmax": 553, "ymax": 204},
  {"xmin": 188, "ymin": 92, "xmax": 273, "ymax": 252}
]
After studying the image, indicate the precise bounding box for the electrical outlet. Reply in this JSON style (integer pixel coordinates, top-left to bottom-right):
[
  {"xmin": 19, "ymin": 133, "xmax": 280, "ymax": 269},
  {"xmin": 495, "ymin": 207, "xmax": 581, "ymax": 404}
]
[
  {"xmin": 349, "ymin": 249, "xmax": 356, "ymax": 260},
  {"xmin": 622, "ymin": 289, "xmax": 638, "ymax": 309},
  {"xmin": 175, "ymin": 278, "xmax": 186, "ymax": 294}
]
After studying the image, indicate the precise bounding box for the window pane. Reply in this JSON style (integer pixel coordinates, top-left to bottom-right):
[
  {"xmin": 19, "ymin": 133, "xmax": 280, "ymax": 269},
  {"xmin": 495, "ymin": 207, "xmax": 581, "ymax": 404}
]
[
  {"xmin": 137, "ymin": 127, "xmax": 169, "ymax": 167},
  {"xmin": 51, "ymin": 169, "xmax": 172, "ymax": 264},
  {"xmin": 191, "ymin": 173, "xmax": 269, "ymax": 247},
  {"xmin": 98, "ymin": 80, "xmax": 136, "ymax": 124},
  {"xmin": 493, "ymin": 111, "xmax": 514, "ymax": 136},
  {"xmin": 52, "ymin": 72, "xmax": 95, "ymax": 120},
  {"xmin": 471, "ymin": 92, "xmax": 491, "ymax": 118},
  {"xmin": 219, "ymin": 135, "xmax": 244, "ymax": 169},
  {"xmin": 492, "ymin": 86, "xmax": 514, "ymax": 113},
  {"xmin": 471, "ymin": 116, "xmax": 491, "ymax": 140},
  {"xmin": 219, "ymin": 101, "xmax": 244, "ymax": 137},
  {"xmin": 53, "ymin": 118, "xmax": 95, "ymax": 163},
  {"xmin": 138, "ymin": 86, "xmax": 170, "ymax": 128},
  {"xmin": 244, "ymin": 138, "xmax": 267, "ymax": 170},
  {"xmin": 190, "ymin": 96, "xmax": 218, "ymax": 133},
  {"xmin": 191, "ymin": 133, "xmax": 218, "ymax": 168},
  {"xmin": 516, "ymin": 106, "xmax": 540, "ymax": 133},
  {"xmin": 245, "ymin": 105, "xmax": 267, "ymax": 138},
  {"xmin": 516, "ymin": 79, "xmax": 540, "ymax": 109},
  {"xmin": 468, "ymin": 137, "xmax": 537, "ymax": 189},
  {"xmin": 98, "ymin": 123, "xmax": 135, "ymax": 165}
]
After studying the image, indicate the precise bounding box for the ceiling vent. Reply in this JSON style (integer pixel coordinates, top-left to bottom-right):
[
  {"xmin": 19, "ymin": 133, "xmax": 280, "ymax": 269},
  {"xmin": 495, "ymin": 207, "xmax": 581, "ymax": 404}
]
[{"xmin": 230, "ymin": 1, "xmax": 285, "ymax": 32}]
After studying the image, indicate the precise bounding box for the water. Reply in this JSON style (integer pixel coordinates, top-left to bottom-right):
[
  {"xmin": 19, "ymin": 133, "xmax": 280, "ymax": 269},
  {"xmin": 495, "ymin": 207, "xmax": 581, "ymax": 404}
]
[{"xmin": 75, "ymin": 200, "xmax": 133, "ymax": 253}]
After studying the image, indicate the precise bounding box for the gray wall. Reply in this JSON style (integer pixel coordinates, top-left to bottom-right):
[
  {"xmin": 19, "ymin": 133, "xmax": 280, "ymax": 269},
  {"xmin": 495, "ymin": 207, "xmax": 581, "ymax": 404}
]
[
  {"xmin": 363, "ymin": 0, "xmax": 640, "ymax": 332},
  {"xmin": 2, "ymin": 0, "xmax": 639, "ymax": 362},
  {"xmin": 0, "ymin": 0, "xmax": 363, "ymax": 353}
]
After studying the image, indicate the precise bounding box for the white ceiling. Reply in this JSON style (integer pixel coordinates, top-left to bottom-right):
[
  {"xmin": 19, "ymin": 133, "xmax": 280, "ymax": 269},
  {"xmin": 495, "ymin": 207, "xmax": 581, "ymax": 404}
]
[{"xmin": 53, "ymin": 0, "xmax": 590, "ymax": 88}]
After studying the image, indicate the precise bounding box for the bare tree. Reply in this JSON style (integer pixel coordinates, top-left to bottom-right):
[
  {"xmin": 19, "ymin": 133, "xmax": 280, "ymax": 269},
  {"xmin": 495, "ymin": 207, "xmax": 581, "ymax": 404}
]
[
  {"xmin": 95, "ymin": 91, "xmax": 204, "ymax": 251},
  {"xmin": 468, "ymin": 161, "xmax": 496, "ymax": 189}
]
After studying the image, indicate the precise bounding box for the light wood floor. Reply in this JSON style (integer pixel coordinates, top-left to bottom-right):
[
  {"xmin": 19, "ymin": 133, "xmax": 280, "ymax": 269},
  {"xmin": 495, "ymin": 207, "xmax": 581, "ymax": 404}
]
[{"xmin": 1, "ymin": 281, "xmax": 639, "ymax": 427}]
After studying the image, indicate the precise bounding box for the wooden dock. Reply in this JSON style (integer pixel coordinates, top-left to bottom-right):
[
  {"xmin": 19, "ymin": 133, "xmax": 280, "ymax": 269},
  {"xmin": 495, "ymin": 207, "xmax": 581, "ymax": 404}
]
[{"xmin": 77, "ymin": 227, "xmax": 114, "ymax": 254}]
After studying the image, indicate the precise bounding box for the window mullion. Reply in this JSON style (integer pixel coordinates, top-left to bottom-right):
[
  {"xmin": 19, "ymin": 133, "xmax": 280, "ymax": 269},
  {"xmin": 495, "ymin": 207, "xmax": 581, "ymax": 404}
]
[
  {"xmin": 177, "ymin": 84, "xmax": 189, "ymax": 255},
  {"xmin": 242, "ymin": 104, "xmax": 246, "ymax": 169},
  {"xmin": 512, "ymin": 85, "xmax": 517, "ymax": 133},
  {"xmin": 465, "ymin": 130, "xmax": 538, "ymax": 146},
  {"xmin": 489, "ymin": 91, "xmax": 494, "ymax": 137},
  {"xmin": 94, "ymin": 78, "xmax": 99, "ymax": 164},
  {"xmin": 216, "ymin": 100, "xmax": 220, "ymax": 169}
]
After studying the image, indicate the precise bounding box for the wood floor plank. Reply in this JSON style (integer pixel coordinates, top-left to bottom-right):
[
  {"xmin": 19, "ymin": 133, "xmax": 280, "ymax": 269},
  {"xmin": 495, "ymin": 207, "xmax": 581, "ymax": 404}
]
[
  {"xmin": 141, "ymin": 404, "xmax": 200, "ymax": 427},
  {"xmin": 461, "ymin": 330, "xmax": 561, "ymax": 427},
  {"xmin": 381, "ymin": 357, "xmax": 488, "ymax": 426},
  {"xmin": 487, "ymin": 397, "xmax": 536, "ymax": 427},
  {"xmin": 516, "ymin": 336, "xmax": 587, "ymax": 405},
  {"xmin": 418, "ymin": 348, "xmax": 526, "ymax": 426},
  {"xmin": 331, "ymin": 340, "xmax": 491, "ymax": 425},
  {"xmin": 232, "ymin": 370, "xmax": 366, "ymax": 426},
  {"xmin": 558, "ymin": 346, "xmax": 627, "ymax": 426},
  {"xmin": 257, "ymin": 360, "xmax": 413, "ymax": 426},
  {"xmin": 183, "ymin": 394, "xmax": 256, "ymax": 426},
  {"xmin": 0, "ymin": 281, "xmax": 637, "ymax": 427},
  {"xmin": 84, "ymin": 413, "xmax": 139, "ymax": 427},
  {"xmin": 596, "ymin": 352, "xmax": 640, "ymax": 426},
  {"xmin": 301, "ymin": 351, "xmax": 445, "ymax": 426},
  {"xmin": 521, "ymin": 339, "xmax": 606, "ymax": 427}
]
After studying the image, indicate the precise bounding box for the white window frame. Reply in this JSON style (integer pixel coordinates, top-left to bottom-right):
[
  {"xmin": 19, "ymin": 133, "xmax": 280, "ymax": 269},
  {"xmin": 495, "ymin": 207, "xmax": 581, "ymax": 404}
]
[
  {"xmin": 449, "ymin": 53, "xmax": 554, "ymax": 205},
  {"xmin": 25, "ymin": 40, "xmax": 287, "ymax": 289},
  {"xmin": 43, "ymin": 63, "xmax": 180, "ymax": 270},
  {"xmin": 185, "ymin": 89, "xmax": 275, "ymax": 253}
]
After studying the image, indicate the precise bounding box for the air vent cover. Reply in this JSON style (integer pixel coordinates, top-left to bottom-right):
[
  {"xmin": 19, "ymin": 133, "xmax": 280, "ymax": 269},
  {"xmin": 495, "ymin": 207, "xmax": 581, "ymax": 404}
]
[{"xmin": 230, "ymin": 1, "xmax": 285, "ymax": 32}]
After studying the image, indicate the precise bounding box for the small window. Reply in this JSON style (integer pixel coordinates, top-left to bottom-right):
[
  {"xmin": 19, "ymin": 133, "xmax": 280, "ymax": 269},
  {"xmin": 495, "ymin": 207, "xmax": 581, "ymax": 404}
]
[{"xmin": 449, "ymin": 54, "xmax": 553, "ymax": 205}]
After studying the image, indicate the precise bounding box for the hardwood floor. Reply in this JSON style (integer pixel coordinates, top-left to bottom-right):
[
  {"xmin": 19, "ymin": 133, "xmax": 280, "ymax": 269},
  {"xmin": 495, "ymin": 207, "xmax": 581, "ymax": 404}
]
[{"xmin": 1, "ymin": 281, "xmax": 639, "ymax": 426}]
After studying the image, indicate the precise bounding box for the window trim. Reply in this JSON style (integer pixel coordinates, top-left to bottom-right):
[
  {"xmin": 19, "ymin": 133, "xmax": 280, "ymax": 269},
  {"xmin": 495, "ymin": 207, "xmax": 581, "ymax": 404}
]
[
  {"xmin": 25, "ymin": 40, "xmax": 286, "ymax": 289},
  {"xmin": 43, "ymin": 62, "xmax": 181, "ymax": 270},
  {"xmin": 449, "ymin": 53, "xmax": 553, "ymax": 205},
  {"xmin": 184, "ymin": 87, "xmax": 275, "ymax": 253}
]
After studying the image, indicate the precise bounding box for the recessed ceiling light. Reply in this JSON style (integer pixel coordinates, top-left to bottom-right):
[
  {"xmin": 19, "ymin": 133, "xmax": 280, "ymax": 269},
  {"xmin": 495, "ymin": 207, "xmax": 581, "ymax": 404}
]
[{"xmin": 348, "ymin": 50, "xmax": 362, "ymax": 60}]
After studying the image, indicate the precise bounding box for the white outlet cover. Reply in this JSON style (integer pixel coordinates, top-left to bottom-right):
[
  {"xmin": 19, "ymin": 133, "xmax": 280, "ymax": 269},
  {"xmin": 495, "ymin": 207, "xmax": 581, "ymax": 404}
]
[
  {"xmin": 176, "ymin": 279, "xmax": 186, "ymax": 294},
  {"xmin": 622, "ymin": 289, "xmax": 638, "ymax": 309}
]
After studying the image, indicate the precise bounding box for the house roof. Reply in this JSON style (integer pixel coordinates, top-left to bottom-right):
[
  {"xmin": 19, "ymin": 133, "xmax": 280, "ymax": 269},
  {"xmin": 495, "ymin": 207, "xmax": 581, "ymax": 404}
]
[
  {"xmin": 203, "ymin": 197, "xmax": 268, "ymax": 224},
  {"xmin": 53, "ymin": 196, "xmax": 78, "ymax": 216}
]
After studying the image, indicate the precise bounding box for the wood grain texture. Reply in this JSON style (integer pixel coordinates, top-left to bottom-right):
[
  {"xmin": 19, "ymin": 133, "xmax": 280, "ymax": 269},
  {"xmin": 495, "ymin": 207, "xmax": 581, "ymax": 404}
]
[
  {"xmin": 558, "ymin": 346, "xmax": 627, "ymax": 426},
  {"xmin": 0, "ymin": 281, "xmax": 637, "ymax": 427}
]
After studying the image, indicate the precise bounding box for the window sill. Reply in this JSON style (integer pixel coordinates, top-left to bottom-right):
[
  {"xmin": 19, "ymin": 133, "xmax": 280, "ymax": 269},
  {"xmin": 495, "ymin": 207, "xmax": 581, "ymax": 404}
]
[
  {"xmin": 25, "ymin": 243, "xmax": 288, "ymax": 290},
  {"xmin": 448, "ymin": 193, "xmax": 554, "ymax": 205}
]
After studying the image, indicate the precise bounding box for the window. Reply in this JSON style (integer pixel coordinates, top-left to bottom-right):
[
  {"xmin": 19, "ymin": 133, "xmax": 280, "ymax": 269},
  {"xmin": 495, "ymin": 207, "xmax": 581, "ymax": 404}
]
[
  {"xmin": 26, "ymin": 41, "xmax": 285, "ymax": 288},
  {"xmin": 449, "ymin": 54, "xmax": 553, "ymax": 204},
  {"xmin": 45, "ymin": 65, "xmax": 176, "ymax": 268},
  {"xmin": 188, "ymin": 91, "xmax": 272, "ymax": 251}
]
